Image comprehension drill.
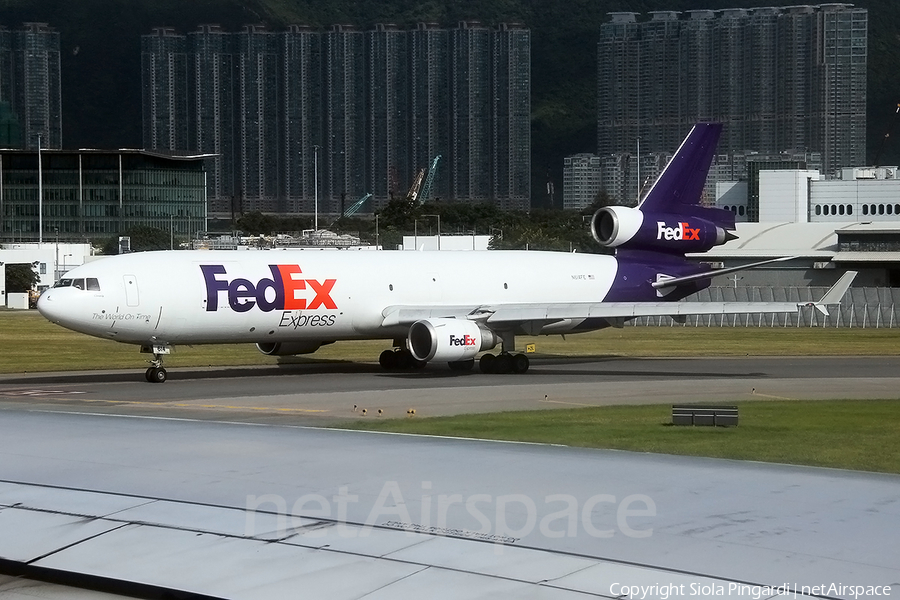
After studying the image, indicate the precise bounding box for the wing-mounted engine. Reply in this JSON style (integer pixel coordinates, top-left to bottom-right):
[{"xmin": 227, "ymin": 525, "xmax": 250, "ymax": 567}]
[
  {"xmin": 408, "ymin": 318, "xmax": 497, "ymax": 362},
  {"xmin": 590, "ymin": 205, "xmax": 735, "ymax": 255},
  {"xmin": 256, "ymin": 341, "xmax": 322, "ymax": 356}
]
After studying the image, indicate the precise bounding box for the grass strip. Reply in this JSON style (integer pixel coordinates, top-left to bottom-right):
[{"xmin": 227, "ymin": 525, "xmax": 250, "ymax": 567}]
[
  {"xmin": 340, "ymin": 399, "xmax": 900, "ymax": 474},
  {"xmin": 4, "ymin": 310, "xmax": 900, "ymax": 373}
]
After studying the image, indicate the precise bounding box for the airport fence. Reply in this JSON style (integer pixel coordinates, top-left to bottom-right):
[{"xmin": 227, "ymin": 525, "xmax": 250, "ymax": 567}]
[{"xmin": 628, "ymin": 286, "xmax": 900, "ymax": 328}]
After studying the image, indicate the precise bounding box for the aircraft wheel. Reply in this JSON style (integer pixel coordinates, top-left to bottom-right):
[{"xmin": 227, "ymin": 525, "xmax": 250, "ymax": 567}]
[
  {"xmin": 448, "ymin": 359, "xmax": 475, "ymax": 371},
  {"xmin": 145, "ymin": 367, "xmax": 155, "ymax": 382},
  {"xmin": 494, "ymin": 353, "xmax": 513, "ymax": 374},
  {"xmin": 395, "ymin": 349, "xmax": 414, "ymax": 369},
  {"xmin": 478, "ymin": 353, "xmax": 495, "ymax": 374},
  {"xmin": 512, "ymin": 353, "xmax": 530, "ymax": 374},
  {"xmin": 150, "ymin": 367, "xmax": 167, "ymax": 383},
  {"xmin": 379, "ymin": 349, "xmax": 397, "ymax": 370}
]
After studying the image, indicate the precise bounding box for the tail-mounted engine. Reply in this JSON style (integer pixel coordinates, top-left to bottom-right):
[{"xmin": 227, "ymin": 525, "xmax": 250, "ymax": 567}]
[
  {"xmin": 408, "ymin": 318, "xmax": 497, "ymax": 363},
  {"xmin": 590, "ymin": 206, "xmax": 734, "ymax": 254}
]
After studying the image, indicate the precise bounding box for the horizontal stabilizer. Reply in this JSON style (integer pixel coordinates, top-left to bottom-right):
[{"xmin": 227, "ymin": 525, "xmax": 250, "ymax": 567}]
[
  {"xmin": 807, "ymin": 270, "xmax": 857, "ymax": 316},
  {"xmin": 652, "ymin": 256, "xmax": 798, "ymax": 290}
]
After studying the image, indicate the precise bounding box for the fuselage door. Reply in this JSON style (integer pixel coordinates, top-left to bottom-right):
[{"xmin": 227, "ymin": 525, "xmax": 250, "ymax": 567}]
[{"xmin": 123, "ymin": 274, "xmax": 140, "ymax": 307}]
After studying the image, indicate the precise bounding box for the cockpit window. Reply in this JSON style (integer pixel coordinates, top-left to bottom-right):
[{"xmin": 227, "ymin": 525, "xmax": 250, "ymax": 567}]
[{"xmin": 53, "ymin": 277, "xmax": 101, "ymax": 291}]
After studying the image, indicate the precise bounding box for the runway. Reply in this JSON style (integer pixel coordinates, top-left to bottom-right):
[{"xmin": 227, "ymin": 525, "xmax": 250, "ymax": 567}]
[
  {"xmin": 1, "ymin": 356, "xmax": 899, "ymax": 425},
  {"xmin": 1, "ymin": 356, "xmax": 899, "ymax": 598}
]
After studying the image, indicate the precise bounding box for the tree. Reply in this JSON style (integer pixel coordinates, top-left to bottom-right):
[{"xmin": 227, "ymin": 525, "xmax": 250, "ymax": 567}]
[
  {"xmin": 100, "ymin": 225, "xmax": 172, "ymax": 255},
  {"xmin": 5, "ymin": 263, "xmax": 40, "ymax": 293}
]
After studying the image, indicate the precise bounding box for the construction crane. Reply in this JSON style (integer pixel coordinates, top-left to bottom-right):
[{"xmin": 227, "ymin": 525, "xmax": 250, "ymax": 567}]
[
  {"xmin": 419, "ymin": 155, "xmax": 441, "ymax": 204},
  {"xmin": 343, "ymin": 193, "xmax": 372, "ymax": 217},
  {"xmin": 873, "ymin": 103, "xmax": 900, "ymax": 166},
  {"xmin": 406, "ymin": 168, "xmax": 426, "ymax": 202}
]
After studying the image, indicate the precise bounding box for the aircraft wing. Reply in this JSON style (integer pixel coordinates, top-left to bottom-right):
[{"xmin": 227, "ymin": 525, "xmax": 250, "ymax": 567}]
[{"xmin": 382, "ymin": 271, "xmax": 857, "ymax": 328}]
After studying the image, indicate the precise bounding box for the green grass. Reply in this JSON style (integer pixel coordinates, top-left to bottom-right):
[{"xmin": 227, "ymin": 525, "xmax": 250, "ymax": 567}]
[
  {"xmin": 3, "ymin": 309, "xmax": 900, "ymax": 374},
  {"xmin": 341, "ymin": 400, "xmax": 900, "ymax": 474}
]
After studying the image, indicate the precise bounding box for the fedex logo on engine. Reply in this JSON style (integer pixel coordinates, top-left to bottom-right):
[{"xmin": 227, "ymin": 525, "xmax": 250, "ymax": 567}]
[
  {"xmin": 201, "ymin": 264, "xmax": 337, "ymax": 313},
  {"xmin": 657, "ymin": 221, "xmax": 700, "ymax": 241},
  {"xmin": 449, "ymin": 334, "xmax": 477, "ymax": 347}
]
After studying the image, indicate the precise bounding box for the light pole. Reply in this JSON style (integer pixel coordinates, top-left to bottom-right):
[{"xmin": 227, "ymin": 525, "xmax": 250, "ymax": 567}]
[
  {"xmin": 38, "ymin": 134, "xmax": 43, "ymax": 245},
  {"xmin": 374, "ymin": 213, "xmax": 379, "ymax": 249},
  {"xmin": 636, "ymin": 135, "xmax": 641, "ymax": 204},
  {"xmin": 54, "ymin": 227, "xmax": 59, "ymax": 280},
  {"xmin": 421, "ymin": 213, "xmax": 441, "ymax": 250},
  {"xmin": 312, "ymin": 145, "xmax": 320, "ymax": 232},
  {"xmin": 169, "ymin": 214, "xmax": 174, "ymax": 250}
]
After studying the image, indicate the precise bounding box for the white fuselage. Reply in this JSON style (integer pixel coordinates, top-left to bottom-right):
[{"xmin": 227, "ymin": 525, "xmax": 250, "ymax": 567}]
[{"xmin": 38, "ymin": 250, "xmax": 620, "ymax": 346}]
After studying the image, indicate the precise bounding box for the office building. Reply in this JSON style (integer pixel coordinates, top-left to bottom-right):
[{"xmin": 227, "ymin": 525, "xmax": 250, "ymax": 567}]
[{"xmin": 0, "ymin": 150, "xmax": 206, "ymax": 243}]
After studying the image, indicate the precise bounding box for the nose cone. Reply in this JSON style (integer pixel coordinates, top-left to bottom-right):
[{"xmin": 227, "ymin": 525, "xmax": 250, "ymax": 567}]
[{"xmin": 37, "ymin": 289, "xmax": 62, "ymax": 323}]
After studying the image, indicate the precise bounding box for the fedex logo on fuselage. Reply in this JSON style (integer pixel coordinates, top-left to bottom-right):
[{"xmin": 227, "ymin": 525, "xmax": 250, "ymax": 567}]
[
  {"xmin": 201, "ymin": 264, "xmax": 337, "ymax": 313},
  {"xmin": 657, "ymin": 221, "xmax": 700, "ymax": 241},
  {"xmin": 449, "ymin": 334, "xmax": 477, "ymax": 347}
]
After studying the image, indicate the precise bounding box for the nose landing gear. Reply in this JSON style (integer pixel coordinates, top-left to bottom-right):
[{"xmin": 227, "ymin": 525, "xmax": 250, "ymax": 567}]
[{"xmin": 141, "ymin": 343, "xmax": 172, "ymax": 383}]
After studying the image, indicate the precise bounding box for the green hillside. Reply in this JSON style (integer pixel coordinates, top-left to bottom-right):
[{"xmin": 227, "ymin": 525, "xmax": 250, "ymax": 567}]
[{"xmin": 0, "ymin": 0, "xmax": 897, "ymax": 207}]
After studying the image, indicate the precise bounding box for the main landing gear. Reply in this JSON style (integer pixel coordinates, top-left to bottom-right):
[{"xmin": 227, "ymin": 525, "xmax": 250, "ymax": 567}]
[
  {"xmin": 141, "ymin": 343, "xmax": 172, "ymax": 383},
  {"xmin": 478, "ymin": 330, "xmax": 529, "ymax": 374},
  {"xmin": 478, "ymin": 352, "xmax": 529, "ymax": 374},
  {"xmin": 379, "ymin": 346, "xmax": 427, "ymax": 371}
]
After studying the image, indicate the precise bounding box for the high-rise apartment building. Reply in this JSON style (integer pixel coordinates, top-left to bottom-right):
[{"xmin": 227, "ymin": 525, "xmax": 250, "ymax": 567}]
[
  {"xmin": 366, "ymin": 24, "xmax": 409, "ymax": 211},
  {"xmin": 281, "ymin": 25, "xmax": 323, "ymax": 215},
  {"xmin": 0, "ymin": 22, "xmax": 62, "ymax": 149},
  {"xmin": 141, "ymin": 28, "xmax": 188, "ymax": 153},
  {"xmin": 597, "ymin": 4, "xmax": 866, "ymax": 177},
  {"xmin": 186, "ymin": 25, "xmax": 238, "ymax": 215},
  {"xmin": 409, "ymin": 23, "xmax": 450, "ymax": 203},
  {"xmin": 142, "ymin": 22, "xmax": 530, "ymax": 215},
  {"xmin": 492, "ymin": 23, "xmax": 530, "ymax": 211},
  {"xmin": 562, "ymin": 154, "xmax": 602, "ymax": 211}
]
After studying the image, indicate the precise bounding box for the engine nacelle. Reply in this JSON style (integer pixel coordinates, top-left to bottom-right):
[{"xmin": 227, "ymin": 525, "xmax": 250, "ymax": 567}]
[
  {"xmin": 256, "ymin": 341, "xmax": 322, "ymax": 356},
  {"xmin": 590, "ymin": 205, "xmax": 730, "ymax": 254},
  {"xmin": 408, "ymin": 318, "xmax": 497, "ymax": 363}
]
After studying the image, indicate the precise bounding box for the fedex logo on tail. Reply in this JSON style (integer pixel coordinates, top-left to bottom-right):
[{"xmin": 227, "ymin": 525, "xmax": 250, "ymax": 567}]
[
  {"xmin": 449, "ymin": 334, "xmax": 477, "ymax": 347},
  {"xmin": 201, "ymin": 264, "xmax": 337, "ymax": 313},
  {"xmin": 657, "ymin": 221, "xmax": 700, "ymax": 241}
]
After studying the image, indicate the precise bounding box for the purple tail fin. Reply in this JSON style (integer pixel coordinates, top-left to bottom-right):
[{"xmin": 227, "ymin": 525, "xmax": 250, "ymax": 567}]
[{"xmin": 639, "ymin": 123, "xmax": 734, "ymax": 229}]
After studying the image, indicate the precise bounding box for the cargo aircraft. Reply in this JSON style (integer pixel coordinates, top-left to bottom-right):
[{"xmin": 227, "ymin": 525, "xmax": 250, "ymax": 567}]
[{"xmin": 38, "ymin": 124, "xmax": 855, "ymax": 382}]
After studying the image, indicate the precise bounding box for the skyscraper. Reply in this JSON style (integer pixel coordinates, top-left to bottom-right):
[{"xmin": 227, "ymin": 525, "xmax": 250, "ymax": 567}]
[
  {"xmin": 597, "ymin": 4, "xmax": 867, "ymax": 177},
  {"xmin": 409, "ymin": 23, "xmax": 450, "ymax": 203},
  {"xmin": 142, "ymin": 21, "xmax": 530, "ymax": 215},
  {"xmin": 366, "ymin": 24, "xmax": 409, "ymax": 210},
  {"xmin": 187, "ymin": 25, "xmax": 238, "ymax": 215},
  {"xmin": 141, "ymin": 28, "xmax": 188, "ymax": 153},
  {"xmin": 280, "ymin": 25, "xmax": 323, "ymax": 214},
  {"xmin": 492, "ymin": 23, "xmax": 531, "ymax": 211},
  {"xmin": 0, "ymin": 23, "xmax": 62, "ymax": 149},
  {"xmin": 450, "ymin": 21, "xmax": 491, "ymax": 204}
]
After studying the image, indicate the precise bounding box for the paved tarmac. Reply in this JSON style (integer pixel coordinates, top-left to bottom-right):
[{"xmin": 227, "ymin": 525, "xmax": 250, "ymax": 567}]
[
  {"xmin": 1, "ymin": 356, "xmax": 898, "ymax": 425},
  {"xmin": 1, "ymin": 357, "xmax": 899, "ymax": 598}
]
